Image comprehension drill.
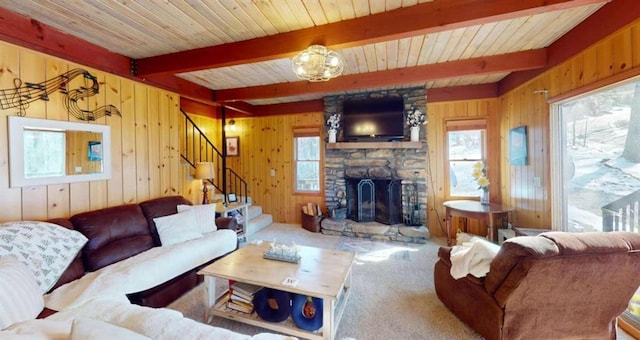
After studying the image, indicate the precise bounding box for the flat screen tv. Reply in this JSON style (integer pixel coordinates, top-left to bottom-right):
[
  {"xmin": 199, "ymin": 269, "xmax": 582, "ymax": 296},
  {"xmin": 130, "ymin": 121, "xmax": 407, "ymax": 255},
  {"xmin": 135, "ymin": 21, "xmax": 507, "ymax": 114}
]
[{"xmin": 342, "ymin": 97, "xmax": 405, "ymax": 141}]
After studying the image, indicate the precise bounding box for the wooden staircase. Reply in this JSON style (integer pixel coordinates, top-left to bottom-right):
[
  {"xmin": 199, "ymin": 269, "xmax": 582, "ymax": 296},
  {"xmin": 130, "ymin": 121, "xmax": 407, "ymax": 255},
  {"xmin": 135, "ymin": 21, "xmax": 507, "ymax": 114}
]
[{"xmin": 181, "ymin": 110, "xmax": 272, "ymax": 236}]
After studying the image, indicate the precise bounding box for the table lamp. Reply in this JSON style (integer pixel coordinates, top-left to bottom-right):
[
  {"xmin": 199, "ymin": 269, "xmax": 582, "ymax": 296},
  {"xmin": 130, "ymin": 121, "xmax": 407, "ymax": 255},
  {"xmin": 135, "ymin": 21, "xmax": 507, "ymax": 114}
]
[{"xmin": 194, "ymin": 162, "xmax": 215, "ymax": 204}]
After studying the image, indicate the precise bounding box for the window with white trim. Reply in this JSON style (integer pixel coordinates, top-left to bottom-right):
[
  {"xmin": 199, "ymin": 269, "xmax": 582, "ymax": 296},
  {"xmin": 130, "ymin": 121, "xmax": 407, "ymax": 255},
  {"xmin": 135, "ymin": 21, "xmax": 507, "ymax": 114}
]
[
  {"xmin": 294, "ymin": 128, "xmax": 321, "ymax": 193},
  {"xmin": 446, "ymin": 119, "xmax": 488, "ymax": 198}
]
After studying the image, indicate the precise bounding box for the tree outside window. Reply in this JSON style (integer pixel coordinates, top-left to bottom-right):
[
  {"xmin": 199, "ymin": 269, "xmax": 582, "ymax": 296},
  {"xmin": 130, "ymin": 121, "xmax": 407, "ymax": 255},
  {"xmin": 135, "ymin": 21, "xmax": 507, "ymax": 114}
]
[
  {"xmin": 294, "ymin": 134, "xmax": 320, "ymax": 193},
  {"xmin": 446, "ymin": 120, "xmax": 487, "ymax": 198}
]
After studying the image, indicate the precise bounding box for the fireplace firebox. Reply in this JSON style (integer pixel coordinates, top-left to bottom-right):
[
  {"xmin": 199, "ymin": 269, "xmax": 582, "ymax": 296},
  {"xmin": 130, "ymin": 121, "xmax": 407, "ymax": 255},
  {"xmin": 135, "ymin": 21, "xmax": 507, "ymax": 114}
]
[{"xmin": 345, "ymin": 177, "xmax": 402, "ymax": 225}]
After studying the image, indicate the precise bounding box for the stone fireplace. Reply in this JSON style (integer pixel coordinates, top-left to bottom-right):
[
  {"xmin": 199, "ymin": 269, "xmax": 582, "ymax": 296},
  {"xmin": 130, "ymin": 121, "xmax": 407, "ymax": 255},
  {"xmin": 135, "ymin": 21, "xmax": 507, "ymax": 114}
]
[{"xmin": 322, "ymin": 87, "xmax": 429, "ymax": 243}]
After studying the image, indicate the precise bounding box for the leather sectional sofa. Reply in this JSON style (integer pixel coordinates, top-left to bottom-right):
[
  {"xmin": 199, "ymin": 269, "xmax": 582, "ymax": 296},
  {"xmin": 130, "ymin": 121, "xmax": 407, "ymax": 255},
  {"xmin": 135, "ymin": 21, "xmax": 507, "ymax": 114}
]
[
  {"xmin": 434, "ymin": 231, "xmax": 640, "ymax": 340},
  {"xmin": 42, "ymin": 195, "xmax": 238, "ymax": 316}
]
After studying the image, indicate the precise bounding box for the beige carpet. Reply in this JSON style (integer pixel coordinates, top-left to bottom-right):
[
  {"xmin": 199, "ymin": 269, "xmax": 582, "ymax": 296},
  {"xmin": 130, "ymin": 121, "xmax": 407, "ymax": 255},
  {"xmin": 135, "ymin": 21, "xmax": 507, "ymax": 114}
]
[
  {"xmin": 167, "ymin": 223, "xmax": 634, "ymax": 340},
  {"xmin": 167, "ymin": 223, "xmax": 478, "ymax": 339}
]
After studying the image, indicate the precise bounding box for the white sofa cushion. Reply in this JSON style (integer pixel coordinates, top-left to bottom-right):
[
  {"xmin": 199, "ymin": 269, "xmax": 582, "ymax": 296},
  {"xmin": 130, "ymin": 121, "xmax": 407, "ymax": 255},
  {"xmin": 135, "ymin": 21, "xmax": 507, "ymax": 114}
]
[
  {"xmin": 0, "ymin": 256, "xmax": 44, "ymax": 329},
  {"xmin": 0, "ymin": 221, "xmax": 87, "ymax": 293},
  {"xmin": 71, "ymin": 318, "xmax": 150, "ymax": 340},
  {"xmin": 153, "ymin": 209, "xmax": 202, "ymax": 246},
  {"xmin": 177, "ymin": 203, "xmax": 217, "ymax": 233},
  {"xmin": 44, "ymin": 229, "xmax": 238, "ymax": 311}
]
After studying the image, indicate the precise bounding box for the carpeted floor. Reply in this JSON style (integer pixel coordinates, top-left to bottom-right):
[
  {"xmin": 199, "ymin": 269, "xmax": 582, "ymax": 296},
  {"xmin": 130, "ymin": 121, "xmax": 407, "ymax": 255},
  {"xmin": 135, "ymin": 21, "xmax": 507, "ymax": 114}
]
[
  {"xmin": 167, "ymin": 223, "xmax": 635, "ymax": 340},
  {"xmin": 167, "ymin": 223, "xmax": 479, "ymax": 339}
]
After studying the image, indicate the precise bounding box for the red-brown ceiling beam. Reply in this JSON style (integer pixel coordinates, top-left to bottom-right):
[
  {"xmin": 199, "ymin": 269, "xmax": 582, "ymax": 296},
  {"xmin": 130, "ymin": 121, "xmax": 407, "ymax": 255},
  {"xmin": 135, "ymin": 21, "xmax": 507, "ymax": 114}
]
[
  {"xmin": 498, "ymin": 0, "xmax": 637, "ymax": 95},
  {"xmin": 135, "ymin": 0, "xmax": 605, "ymax": 77},
  {"xmin": 215, "ymin": 49, "xmax": 546, "ymax": 101},
  {"xmin": 251, "ymin": 100, "xmax": 325, "ymax": 116},
  {"xmin": 180, "ymin": 97, "xmax": 218, "ymax": 118},
  {"xmin": 428, "ymin": 84, "xmax": 498, "ymax": 102},
  {"xmin": 222, "ymin": 101, "xmax": 256, "ymax": 116},
  {"xmin": 0, "ymin": 7, "xmax": 218, "ymax": 107}
]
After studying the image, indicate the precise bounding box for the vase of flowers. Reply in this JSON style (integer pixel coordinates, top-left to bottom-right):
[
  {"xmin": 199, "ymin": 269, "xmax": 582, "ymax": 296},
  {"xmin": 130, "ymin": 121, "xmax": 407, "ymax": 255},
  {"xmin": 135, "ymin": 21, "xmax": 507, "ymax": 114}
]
[
  {"xmin": 407, "ymin": 109, "xmax": 425, "ymax": 142},
  {"xmin": 472, "ymin": 161, "xmax": 490, "ymax": 205},
  {"xmin": 327, "ymin": 113, "xmax": 340, "ymax": 143}
]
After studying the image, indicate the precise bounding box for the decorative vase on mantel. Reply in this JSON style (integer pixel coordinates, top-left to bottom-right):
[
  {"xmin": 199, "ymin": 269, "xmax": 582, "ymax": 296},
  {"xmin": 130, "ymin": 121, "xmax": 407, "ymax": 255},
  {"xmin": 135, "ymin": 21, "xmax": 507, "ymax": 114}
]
[
  {"xmin": 410, "ymin": 126, "xmax": 420, "ymax": 142},
  {"xmin": 480, "ymin": 189, "xmax": 490, "ymax": 205},
  {"xmin": 328, "ymin": 129, "xmax": 337, "ymax": 143}
]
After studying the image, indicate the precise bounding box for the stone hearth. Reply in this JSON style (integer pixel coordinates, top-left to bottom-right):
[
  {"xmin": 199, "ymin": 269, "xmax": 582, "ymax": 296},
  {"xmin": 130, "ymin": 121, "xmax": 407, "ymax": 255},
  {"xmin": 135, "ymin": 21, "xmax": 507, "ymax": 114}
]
[{"xmin": 321, "ymin": 218, "xmax": 430, "ymax": 244}]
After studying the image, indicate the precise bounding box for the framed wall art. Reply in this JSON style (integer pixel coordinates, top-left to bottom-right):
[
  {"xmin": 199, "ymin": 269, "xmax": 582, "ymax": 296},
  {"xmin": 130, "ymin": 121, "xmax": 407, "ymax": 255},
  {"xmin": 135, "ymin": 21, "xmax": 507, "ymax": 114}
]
[
  {"xmin": 226, "ymin": 136, "xmax": 239, "ymax": 156},
  {"xmin": 509, "ymin": 126, "xmax": 528, "ymax": 166}
]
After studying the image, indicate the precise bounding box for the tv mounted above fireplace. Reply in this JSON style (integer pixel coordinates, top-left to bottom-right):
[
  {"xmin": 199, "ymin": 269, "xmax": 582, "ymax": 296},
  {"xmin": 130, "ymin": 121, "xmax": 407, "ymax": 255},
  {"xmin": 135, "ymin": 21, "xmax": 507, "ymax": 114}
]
[{"xmin": 342, "ymin": 97, "xmax": 405, "ymax": 141}]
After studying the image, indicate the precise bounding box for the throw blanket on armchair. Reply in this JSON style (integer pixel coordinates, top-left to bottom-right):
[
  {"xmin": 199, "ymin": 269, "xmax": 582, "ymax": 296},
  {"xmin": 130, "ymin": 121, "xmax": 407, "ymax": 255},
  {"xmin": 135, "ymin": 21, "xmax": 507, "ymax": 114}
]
[
  {"xmin": 45, "ymin": 229, "xmax": 237, "ymax": 311},
  {"xmin": 449, "ymin": 236, "xmax": 500, "ymax": 279}
]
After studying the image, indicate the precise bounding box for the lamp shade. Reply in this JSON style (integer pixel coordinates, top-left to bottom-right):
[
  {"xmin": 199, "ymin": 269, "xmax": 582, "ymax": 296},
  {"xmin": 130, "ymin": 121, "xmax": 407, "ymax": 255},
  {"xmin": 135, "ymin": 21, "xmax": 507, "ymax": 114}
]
[{"xmin": 195, "ymin": 162, "xmax": 215, "ymax": 180}]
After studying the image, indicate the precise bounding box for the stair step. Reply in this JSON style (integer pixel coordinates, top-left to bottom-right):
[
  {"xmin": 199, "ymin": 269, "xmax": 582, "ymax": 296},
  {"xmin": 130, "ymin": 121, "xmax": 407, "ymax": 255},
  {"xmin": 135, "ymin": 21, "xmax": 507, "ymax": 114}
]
[
  {"xmin": 247, "ymin": 205, "xmax": 262, "ymax": 220},
  {"xmin": 245, "ymin": 214, "xmax": 272, "ymax": 237}
]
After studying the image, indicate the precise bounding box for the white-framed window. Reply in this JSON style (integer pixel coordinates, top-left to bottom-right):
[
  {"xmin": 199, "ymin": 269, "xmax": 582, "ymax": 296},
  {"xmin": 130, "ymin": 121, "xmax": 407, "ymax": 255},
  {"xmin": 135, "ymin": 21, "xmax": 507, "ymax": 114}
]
[
  {"xmin": 446, "ymin": 119, "xmax": 488, "ymax": 198},
  {"xmin": 293, "ymin": 128, "xmax": 321, "ymax": 193}
]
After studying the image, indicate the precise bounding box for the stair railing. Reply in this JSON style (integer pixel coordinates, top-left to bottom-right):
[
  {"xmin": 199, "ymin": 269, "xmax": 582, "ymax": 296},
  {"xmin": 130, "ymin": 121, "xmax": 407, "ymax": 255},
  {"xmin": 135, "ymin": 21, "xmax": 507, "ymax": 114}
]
[{"xmin": 180, "ymin": 109, "xmax": 248, "ymax": 205}]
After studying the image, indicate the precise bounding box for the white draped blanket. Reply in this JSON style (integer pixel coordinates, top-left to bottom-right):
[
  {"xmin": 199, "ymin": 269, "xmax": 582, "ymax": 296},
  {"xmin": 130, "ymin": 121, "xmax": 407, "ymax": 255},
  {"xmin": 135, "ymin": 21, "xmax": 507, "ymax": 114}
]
[
  {"xmin": 449, "ymin": 237, "xmax": 500, "ymax": 279},
  {"xmin": 45, "ymin": 229, "xmax": 237, "ymax": 311},
  {"xmin": 3, "ymin": 298, "xmax": 295, "ymax": 340}
]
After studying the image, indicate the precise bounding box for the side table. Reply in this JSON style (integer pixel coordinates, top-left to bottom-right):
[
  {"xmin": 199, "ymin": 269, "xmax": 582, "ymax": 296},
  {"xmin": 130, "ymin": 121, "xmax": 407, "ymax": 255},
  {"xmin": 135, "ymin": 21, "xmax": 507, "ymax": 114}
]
[
  {"xmin": 217, "ymin": 202, "xmax": 249, "ymax": 241},
  {"xmin": 443, "ymin": 200, "xmax": 512, "ymax": 246}
]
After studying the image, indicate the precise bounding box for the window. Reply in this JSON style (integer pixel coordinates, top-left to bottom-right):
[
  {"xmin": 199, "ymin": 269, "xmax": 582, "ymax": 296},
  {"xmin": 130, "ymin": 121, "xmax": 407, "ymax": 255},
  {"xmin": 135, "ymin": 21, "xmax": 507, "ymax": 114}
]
[
  {"xmin": 446, "ymin": 119, "xmax": 487, "ymax": 197},
  {"xmin": 294, "ymin": 128, "xmax": 321, "ymax": 193},
  {"xmin": 23, "ymin": 128, "xmax": 66, "ymax": 178},
  {"xmin": 552, "ymin": 79, "xmax": 640, "ymax": 233}
]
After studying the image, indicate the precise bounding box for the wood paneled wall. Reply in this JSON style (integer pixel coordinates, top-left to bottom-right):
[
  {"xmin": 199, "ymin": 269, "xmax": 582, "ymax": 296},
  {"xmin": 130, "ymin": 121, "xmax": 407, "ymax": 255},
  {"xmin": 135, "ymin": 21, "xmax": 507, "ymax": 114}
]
[
  {"xmin": 426, "ymin": 99, "xmax": 500, "ymax": 237},
  {"xmin": 183, "ymin": 112, "xmax": 325, "ymax": 224},
  {"xmin": 0, "ymin": 41, "xmax": 183, "ymax": 222},
  {"xmin": 498, "ymin": 18, "xmax": 640, "ymax": 230}
]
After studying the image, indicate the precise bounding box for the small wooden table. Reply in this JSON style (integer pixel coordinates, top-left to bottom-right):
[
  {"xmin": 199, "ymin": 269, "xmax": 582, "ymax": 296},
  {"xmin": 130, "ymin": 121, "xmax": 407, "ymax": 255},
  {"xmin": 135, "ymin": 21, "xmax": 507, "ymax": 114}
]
[
  {"xmin": 217, "ymin": 202, "xmax": 249, "ymax": 240},
  {"xmin": 198, "ymin": 243, "xmax": 355, "ymax": 340},
  {"xmin": 443, "ymin": 200, "xmax": 512, "ymax": 246}
]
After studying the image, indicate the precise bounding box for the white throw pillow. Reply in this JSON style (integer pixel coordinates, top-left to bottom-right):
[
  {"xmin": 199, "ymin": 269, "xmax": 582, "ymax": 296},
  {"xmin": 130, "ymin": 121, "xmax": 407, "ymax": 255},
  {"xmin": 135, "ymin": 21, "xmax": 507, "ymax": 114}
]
[
  {"xmin": 153, "ymin": 209, "xmax": 203, "ymax": 246},
  {"xmin": 0, "ymin": 256, "xmax": 44, "ymax": 329},
  {"xmin": 176, "ymin": 203, "xmax": 218, "ymax": 233},
  {"xmin": 0, "ymin": 221, "xmax": 88, "ymax": 293},
  {"xmin": 70, "ymin": 318, "xmax": 151, "ymax": 340}
]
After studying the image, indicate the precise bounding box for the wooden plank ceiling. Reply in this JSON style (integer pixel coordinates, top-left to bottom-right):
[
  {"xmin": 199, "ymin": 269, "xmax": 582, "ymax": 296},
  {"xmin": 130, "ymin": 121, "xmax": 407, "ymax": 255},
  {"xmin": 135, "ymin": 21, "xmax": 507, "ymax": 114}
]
[{"xmin": 0, "ymin": 0, "xmax": 621, "ymax": 115}]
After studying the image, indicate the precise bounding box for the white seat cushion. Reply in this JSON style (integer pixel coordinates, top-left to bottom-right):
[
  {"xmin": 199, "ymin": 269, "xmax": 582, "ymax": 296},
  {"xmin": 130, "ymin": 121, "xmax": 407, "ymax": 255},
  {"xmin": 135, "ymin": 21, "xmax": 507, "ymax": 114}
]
[{"xmin": 0, "ymin": 256, "xmax": 44, "ymax": 329}]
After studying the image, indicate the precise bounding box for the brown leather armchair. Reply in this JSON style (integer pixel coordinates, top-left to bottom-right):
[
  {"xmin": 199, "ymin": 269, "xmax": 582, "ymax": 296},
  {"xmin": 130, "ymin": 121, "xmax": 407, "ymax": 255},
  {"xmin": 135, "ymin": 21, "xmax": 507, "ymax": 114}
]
[{"xmin": 434, "ymin": 231, "xmax": 640, "ymax": 340}]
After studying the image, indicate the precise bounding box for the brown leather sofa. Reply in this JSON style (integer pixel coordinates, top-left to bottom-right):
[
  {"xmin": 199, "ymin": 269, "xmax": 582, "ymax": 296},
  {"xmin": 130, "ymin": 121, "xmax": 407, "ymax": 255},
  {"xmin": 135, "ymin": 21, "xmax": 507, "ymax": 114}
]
[
  {"xmin": 434, "ymin": 231, "xmax": 640, "ymax": 340},
  {"xmin": 44, "ymin": 196, "xmax": 237, "ymax": 313}
]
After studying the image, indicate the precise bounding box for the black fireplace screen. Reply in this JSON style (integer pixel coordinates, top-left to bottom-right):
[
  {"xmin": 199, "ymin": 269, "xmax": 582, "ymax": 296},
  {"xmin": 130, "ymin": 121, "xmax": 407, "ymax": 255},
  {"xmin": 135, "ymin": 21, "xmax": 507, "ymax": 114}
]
[{"xmin": 346, "ymin": 177, "xmax": 402, "ymax": 225}]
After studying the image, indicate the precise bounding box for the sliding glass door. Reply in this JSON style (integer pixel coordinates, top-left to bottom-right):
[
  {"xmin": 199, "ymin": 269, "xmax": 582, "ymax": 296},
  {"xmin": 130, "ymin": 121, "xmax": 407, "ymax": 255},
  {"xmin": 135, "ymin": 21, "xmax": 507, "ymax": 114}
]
[{"xmin": 552, "ymin": 79, "xmax": 640, "ymax": 233}]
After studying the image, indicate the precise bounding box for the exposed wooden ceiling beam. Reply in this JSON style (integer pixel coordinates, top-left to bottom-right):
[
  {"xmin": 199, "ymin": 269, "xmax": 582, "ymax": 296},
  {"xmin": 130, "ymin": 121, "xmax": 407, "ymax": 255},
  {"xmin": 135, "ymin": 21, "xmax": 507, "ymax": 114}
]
[
  {"xmin": 499, "ymin": 0, "xmax": 637, "ymax": 95},
  {"xmin": 428, "ymin": 84, "xmax": 498, "ymax": 103},
  {"xmin": 135, "ymin": 0, "xmax": 604, "ymax": 77},
  {"xmin": 215, "ymin": 49, "xmax": 546, "ymax": 101},
  {"xmin": 0, "ymin": 7, "xmax": 218, "ymax": 107}
]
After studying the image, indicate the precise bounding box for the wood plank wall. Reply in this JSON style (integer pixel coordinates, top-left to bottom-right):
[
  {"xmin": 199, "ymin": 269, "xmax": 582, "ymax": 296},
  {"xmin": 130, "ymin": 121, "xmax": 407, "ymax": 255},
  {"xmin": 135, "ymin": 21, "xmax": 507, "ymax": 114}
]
[
  {"xmin": 498, "ymin": 18, "xmax": 640, "ymax": 230},
  {"xmin": 0, "ymin": 41, "xmax": 183, "ymax": 222},
  {"xmin": 426, "ymin": 99, "xmax": 500, "ymax": 237},
  {"xmin": 181, "ymin": 112, "xmax": 325, "ymax": 224}
]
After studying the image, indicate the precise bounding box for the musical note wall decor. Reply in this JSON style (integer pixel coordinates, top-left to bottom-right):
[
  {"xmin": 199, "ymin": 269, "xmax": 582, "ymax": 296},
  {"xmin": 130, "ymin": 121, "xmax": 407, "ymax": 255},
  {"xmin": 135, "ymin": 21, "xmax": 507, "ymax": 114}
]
[{"xmin": 0, "ymin": 68, "xmax": 121, "ymax": 120}]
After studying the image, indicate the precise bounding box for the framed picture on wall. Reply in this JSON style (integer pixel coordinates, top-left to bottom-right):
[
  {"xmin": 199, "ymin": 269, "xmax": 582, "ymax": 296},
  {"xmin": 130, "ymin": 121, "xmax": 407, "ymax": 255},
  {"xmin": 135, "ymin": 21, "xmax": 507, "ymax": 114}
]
[
  {"xmin": 88, "ymin": 141, "xmax": 102, "ymax": 161},
  {"xmin": 509, "ymin": 126, "xmax": 528, "ymax": 166},
  {"xmin": 226, "ymin": 136, "xmax": 239, "ymax": 156}
]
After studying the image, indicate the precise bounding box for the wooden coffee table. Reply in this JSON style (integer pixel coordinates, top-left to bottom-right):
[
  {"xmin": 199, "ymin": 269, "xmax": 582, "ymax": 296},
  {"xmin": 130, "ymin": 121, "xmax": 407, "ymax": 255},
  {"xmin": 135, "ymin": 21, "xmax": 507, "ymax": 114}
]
[{"xmin": 198, "ymin": 243, "xmax": 355, "ymax": 340}]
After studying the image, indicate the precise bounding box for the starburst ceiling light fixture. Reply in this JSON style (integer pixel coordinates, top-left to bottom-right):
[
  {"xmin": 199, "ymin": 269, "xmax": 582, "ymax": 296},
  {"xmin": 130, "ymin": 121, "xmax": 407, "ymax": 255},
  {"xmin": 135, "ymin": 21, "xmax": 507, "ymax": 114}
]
[{"xmin": 291, "ymin": 45, "xmax": 344, "ymax": 82}]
